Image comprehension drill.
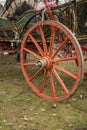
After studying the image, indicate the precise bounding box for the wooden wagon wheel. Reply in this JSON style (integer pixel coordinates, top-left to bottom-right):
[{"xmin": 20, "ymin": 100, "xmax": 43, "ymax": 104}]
[{"xmin": 21, "ymin": 20, "xmax": 84, "ymax": 102}]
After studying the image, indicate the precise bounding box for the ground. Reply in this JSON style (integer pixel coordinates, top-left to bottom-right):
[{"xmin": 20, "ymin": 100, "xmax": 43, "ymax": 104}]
[{"xmin": 0, "ymin": 54, "xmax": 87, "ymax": 130}]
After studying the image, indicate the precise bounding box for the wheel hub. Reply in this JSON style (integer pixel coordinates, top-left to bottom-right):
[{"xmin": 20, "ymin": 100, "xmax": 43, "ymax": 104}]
[{"xmin": 36, "ymin": 57, "xmax": 53, "ymax": 68}]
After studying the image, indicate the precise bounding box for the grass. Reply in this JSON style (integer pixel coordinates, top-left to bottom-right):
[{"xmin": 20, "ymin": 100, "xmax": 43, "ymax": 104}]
[{"xmin": 0, "ymin": 54, "xmax": 87, "ymax": 130}]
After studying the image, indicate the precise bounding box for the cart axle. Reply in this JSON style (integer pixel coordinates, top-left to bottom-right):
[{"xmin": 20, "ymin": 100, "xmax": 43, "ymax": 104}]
[{"xmin": 36, "ymin": 57, "xmax": 53, "ymax": 68}]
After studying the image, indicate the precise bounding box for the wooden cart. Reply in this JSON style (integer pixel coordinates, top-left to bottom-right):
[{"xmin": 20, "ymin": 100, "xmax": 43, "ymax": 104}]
[
  {"xmin": 0, "ymin": 0, "xmax": 87, "ymax": 102},
  {"xmin": 21, "ymin": 0, "xmax": 87, "ymax": 102}
]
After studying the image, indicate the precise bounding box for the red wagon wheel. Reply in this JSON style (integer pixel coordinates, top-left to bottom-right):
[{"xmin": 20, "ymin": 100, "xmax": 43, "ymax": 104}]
[{"xmin": 21, "ymin": 20, "xmax": 84, "ymax": 102}]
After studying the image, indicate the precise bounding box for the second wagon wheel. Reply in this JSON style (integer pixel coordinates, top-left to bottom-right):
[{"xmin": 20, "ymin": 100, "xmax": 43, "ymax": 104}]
[{"xmin": 21, "ymin": 20, "xmax": 84, "ymax": 102}]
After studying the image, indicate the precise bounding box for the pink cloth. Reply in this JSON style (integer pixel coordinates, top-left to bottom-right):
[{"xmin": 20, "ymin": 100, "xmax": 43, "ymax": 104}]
[{"xmin": 36, "ymin": 1, "xmax": 57, "ymax": 11}]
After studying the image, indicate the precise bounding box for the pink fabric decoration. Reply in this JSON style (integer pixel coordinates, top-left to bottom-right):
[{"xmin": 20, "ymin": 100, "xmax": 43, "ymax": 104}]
[{"xmin": 36, "ymin": 1, "xmax": 57, "ymax": 11}]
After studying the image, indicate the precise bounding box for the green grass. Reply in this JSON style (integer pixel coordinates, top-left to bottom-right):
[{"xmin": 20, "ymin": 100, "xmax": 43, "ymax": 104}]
[{"xmin": 0, "ymin": 55, "xmax": 87, "ymax": 130}]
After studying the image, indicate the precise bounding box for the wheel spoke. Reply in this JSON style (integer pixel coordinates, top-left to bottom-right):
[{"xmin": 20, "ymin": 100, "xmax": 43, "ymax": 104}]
[
  {"xmin": 52, "ymin": 37, "xmax": 69, "ymax": 58},
  {"xmin": 54, "ymin": 64, "xmax": 78, "ymax": 80},
  {"xmin": 52, "ymin": 68, "xmax": 69, "ymax": 95},
  {"xmin": 23, "ymin": 47, "xmax": 41, "ymax": 59},
  {"xmin": 38, "ymin": 26, "xmax": 47, "ymax": 54},
  {"xmin": 29, "ymin": 34, "xmax": 44, "ymax": 56},
  {"xmin": 23, "ymin": 62, "xmax": 36, "ymax": 67},
  {"xmin": 39, "ymin": 70, "xmax": 47, "ymax": 93},
  {"xmin": 29, "ymin": 67, "xmax": 43, "ymax": 81},
  {"xmin": 48, "ymin": 71, "xmax": 56, "ymax": 99},
  {"xmin": 49, "ymin": 26, "xmax": 56, "ymax": 56},
  {"xmin": 53, "ymin": 56, "xmax": 77, "ymax": 62}
]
